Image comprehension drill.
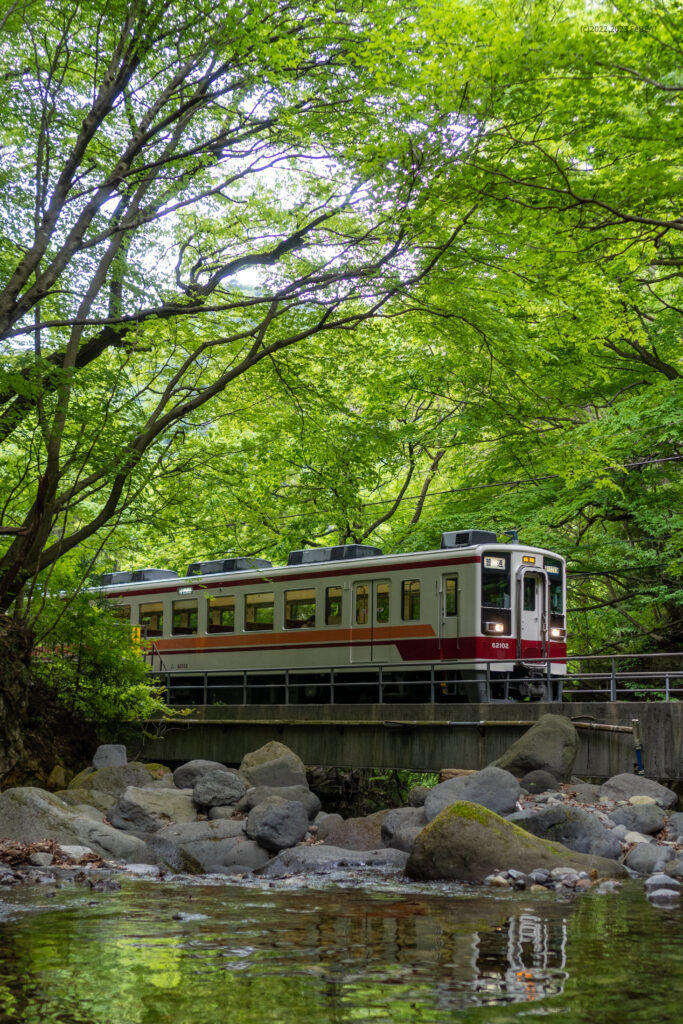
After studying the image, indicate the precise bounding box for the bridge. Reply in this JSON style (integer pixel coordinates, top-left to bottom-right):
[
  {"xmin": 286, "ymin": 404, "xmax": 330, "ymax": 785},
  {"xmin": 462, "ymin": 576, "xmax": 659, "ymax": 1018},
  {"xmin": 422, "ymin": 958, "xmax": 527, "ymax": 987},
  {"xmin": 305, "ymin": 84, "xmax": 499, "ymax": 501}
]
[{"xmin": 137, "ymin": 700, "xmax": 683, "ymax": 785}]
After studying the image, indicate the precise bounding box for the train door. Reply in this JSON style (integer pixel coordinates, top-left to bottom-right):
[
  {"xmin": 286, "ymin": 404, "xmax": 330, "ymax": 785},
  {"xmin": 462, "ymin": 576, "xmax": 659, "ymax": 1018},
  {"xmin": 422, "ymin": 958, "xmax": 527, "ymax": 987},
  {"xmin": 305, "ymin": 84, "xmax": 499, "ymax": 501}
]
[
  {"xmin": 517, "ymin": 568, "xmax": 549, "ymax": 660},
  {"xmin": 350, "ymin": 579, "xmax": 391, "ymax": 663},
  {"xmin": 438, "ymin": 574, "xmax": 459, "ymax": 657}
]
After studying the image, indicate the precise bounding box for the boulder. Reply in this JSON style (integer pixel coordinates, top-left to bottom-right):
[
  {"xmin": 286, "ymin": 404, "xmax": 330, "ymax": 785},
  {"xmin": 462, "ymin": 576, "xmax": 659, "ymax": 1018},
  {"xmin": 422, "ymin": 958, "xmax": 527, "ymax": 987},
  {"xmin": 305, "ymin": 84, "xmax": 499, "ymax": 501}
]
[
  {"xmin": 0, "ymin": 787, "xmax": 149, "ymax": 862},
  {"xmin": 664, "ymin": 856, "xmax": 683, "ymax": 879},
  {"xmin": 207, "ymin": 806, "xmax": 237, "ymax": 820},
  {"xmin": 92, "ymin": 744, "xmax": 127, "ymax": 769},
  {"xmin": 520, "ymin": 770, "xmax": 559, "ymax": 794},
  {"xmin": 508, "ymin": 804, "xmax": 622, "ymax": 859},
  {"xmin": 150, "ymin": 819, "xmax": 251, "ymax": 872},
  {"xmin": 192, "ymin": 770, "xmax": 246, "ymax": 809},
  {"xmin": 259, "ymin": 844, "xmax": 409, "ymax": 878},
  {"xmin": 172, "ymin": 760, "xmax": 237, "ymax": 790},
  {"xmin": 667, "ymin": 811, "xmax": 683, "ymax": 839},
  {"xmin": 624, "ymin": 843, "xmax": 675, "ymax": 875},
  {"xmin": 405, "ymin": 801, "xmax": 628, "ymax": 883},
  {"xmin": 238, "ymin": 784, "xmax": 321, "ymax": 819},
  {"xmin": 568, "ymin": 782, "xmax": 602, "ymax": 804},
  {"xmin": 381, "ymin": 807, "xmax": 427, "ymax": 853},
  {"xmin": 608, "ymin": 803, "xmax": 667, "ymax": 836},
  {"xmin": 321, "ymin": 810, "xmax": 390, "ymax": 850},
  {"xmin": 490, "ymin": 714, "xmax": 578, "ymax": 781},
  {"xmin": 407, "ymin": 786, "xmax": 431, "ymax": 807},
  {"xmin": 599, "ymin": 774, "xmax": 678, "ymax": 810},
  {"xmin": 424, "ymin": 766, "xmax": 520, "ymax": 822},
  {"xmin": 109, "ymin": 786, "xmax": 197, "ymax": 832},
  {"xmin": 245, "ymin": 799, "xmax": 309, "ymax": 852},
  {"xmin": 203, "ymin": 838, "xmax": 271, "ymax": 874},
  {"xmin": 64, "ymin": 762, "xmax": 173, "ymax": 812},
  {"xmin": 315, "ymin": 813, "xmax": 343, "ymax": 839},
  {"xmin": 239, "ymin": 741, "xmax": 308, "ymax": 789}
]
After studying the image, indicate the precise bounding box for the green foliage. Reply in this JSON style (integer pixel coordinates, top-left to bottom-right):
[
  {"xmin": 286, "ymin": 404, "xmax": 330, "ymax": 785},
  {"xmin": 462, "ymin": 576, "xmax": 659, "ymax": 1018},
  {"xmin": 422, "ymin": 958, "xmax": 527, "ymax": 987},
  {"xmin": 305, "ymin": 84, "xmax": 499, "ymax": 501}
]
[{"xmin": 32, "ymin": 593, "xmax": 166, "ymax": 728}]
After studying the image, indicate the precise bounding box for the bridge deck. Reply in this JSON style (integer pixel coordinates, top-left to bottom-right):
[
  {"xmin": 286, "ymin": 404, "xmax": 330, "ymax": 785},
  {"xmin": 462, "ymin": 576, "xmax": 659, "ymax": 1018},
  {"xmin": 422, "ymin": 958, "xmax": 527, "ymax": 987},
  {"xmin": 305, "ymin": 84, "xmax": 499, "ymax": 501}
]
[{"xmin": 137, "ymin": 701, "xmax": 683, "ymax": 783}]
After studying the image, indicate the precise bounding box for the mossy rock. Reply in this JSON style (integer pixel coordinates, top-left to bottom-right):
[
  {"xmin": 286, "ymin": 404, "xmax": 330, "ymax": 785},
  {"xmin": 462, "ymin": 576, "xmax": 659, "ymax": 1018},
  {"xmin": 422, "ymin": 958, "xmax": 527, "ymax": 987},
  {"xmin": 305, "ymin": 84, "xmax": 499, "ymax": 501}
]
[
  {"xmin": 64, "ymin": 762, "xmax": 173, "ymax": 811},
  {"xmin": 406, "ymin": 801, "xmax": 627, "ymax": 883}
]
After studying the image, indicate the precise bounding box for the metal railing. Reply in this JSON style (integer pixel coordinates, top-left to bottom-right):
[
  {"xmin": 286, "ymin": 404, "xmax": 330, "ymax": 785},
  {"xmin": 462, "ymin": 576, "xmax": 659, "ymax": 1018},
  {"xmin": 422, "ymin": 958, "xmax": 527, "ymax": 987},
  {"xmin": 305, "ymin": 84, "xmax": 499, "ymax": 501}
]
[{"xmin": 152, "ymin": 651, "xmax": 683, "ymax": 705}]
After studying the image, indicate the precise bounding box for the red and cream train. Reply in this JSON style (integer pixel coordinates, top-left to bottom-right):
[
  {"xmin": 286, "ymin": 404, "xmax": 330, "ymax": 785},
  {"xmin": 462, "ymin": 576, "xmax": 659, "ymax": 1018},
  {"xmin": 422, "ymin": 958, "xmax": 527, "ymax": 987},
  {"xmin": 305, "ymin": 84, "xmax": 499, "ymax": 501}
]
[{"xmin": 99, "ymin": 529, "xmax": 567, "ymax": 703}]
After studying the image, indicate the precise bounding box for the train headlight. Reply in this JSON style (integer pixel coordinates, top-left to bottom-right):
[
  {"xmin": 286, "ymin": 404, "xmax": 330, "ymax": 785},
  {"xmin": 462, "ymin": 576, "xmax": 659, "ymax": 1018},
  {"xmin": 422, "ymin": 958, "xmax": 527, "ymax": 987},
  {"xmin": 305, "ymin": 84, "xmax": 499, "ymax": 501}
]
[
  {"xmin": 485, "ymin": 621, "xmax": 505, "ymax": 633},
  {"xmin": 550, "ymin": 627, "xmax": 566, "ymax": 639}
]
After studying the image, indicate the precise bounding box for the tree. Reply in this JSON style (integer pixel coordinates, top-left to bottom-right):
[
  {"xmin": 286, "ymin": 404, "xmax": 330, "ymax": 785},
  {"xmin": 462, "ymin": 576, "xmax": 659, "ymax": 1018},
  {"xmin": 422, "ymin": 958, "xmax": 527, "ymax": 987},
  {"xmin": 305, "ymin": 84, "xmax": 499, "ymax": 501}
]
[{"xmin": 0, "ymin": 0, "xmax": 473, "ymax": 614}]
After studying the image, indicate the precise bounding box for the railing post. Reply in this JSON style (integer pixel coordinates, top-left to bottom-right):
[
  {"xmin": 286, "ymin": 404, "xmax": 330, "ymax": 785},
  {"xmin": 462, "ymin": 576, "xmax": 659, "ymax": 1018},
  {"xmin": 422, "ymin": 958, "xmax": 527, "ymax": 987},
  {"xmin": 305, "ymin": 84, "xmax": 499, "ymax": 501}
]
[
  {"xmin": 378, "ymin": 665, "xmax": 384, "ymax": 704},
  {"xmin": 242, "ymin": 671, "xmax": 248, "ymax": 705},
  {"xmin": 430, "ymin": 663, "xmax": 435, "ymax": 704},
  {"xmin": 284, "ymin": 669, "xmax": 290, "ymax": 705},
  {"xmin": 665, "ymin": 674, "xmax": 670, "ymax": 701},
  {"xmin": 610, "ymin": 658, "xmax": 617, "ymax": 702},
  {"xmin": 486, "ymin": 661, "xmax": 491, "ymax": 702},
  {"xmin": 546, "ymin": 658, "xmax": 551, "ymax": 701},
  {"xmin": 330, "ymin": 667, "xmax": 335, "ymax": 705},
  {"xmin": 203, "ymin": 672, "xmax": 208, "ymax": 705},
  {"xmin": 166, "ymin": 673, "xmax": 171, "ymax": 704}
]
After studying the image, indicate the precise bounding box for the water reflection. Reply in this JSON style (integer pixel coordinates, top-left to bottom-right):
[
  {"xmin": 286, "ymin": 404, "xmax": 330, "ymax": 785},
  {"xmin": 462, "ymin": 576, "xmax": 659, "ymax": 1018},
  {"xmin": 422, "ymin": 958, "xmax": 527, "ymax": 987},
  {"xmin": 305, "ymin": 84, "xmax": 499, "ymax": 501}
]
[{"xmin": 0, "ymin": 880, "xmax": 679, "ymax": 1024}]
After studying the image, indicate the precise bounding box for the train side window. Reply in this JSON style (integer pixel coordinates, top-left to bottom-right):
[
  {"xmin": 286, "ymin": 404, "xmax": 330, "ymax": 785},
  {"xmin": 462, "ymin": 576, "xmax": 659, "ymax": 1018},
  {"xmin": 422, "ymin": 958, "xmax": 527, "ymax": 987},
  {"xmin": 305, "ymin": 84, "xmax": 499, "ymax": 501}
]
[
  {"xmin": 245, "ymin": 592, "xmax": 274, "ymax": 631},
  {"xmin": 375, "ymin": 582, "xmax": 390, "ymax": 623},
  {"xmin": 140, "ymin": 601, "xmax": 163, "ymax": 637},
  {"xmin": 355, "ymin": 584, "xmax": 369, "ymax": 624},
  {"xmin": 402, "ymin": 580, "xmax": 420, "ymax": 620},
  {"xmin": 207, "ymin": 595, "xmax": 234, "ymax": 633},
  {"xmin": 523, "ymin": 576, "xmax": 536, "ymax": 611},
  {"xmin": 172, "ymin": 599, "xmax": 198, "ymax": 635},
  {"xmin": 326, "ymin": 586, "xmax": 343, "ymax": 625},
  {"xmin": 285, "ymin": 588, "xmax": 316, "ymax": 629},
  {"xmin": 445, "ymin": 578, "xmax": 458, "ymax": 616},
  {"xmin": 111, "ymin": 604, "xmax": 131, "ymax": 621}
]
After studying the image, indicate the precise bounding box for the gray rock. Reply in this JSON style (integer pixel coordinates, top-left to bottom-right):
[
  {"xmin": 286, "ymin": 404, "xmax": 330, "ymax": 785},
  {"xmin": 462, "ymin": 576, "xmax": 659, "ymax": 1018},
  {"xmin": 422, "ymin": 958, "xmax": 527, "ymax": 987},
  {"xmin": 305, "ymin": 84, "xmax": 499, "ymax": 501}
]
[
  {"xmin": 59, "ymin": 844, "xmax": 93, "ymax": 862},
  {"xmin": 666, "ymin": 811, "xmax": 683, "ymax": 834},
  {"xmin": 529, "ymin": 868, "xmax": 551, "ymax": 884},
  {"xmin": 109, "ymin": 786, "xmax": 197, "ymax": 832},
  {"xmin": 664, "ymin": 857, "xmax": 683, "ymax": 879},
  {"xmin": 599, "ymin": 774, "xmax": 678, "ymax": 810},
  {"xmin": 172, "ymin": 760, "xmax": 236, "ymax": 790},
  {"xmin": 320, "ymin": 810, "xmax": 389, "ymax": 850},
  {"xmin": 624, "ymin": 843, "xmax": 675, "ymax": 875},
  {"xmin": 647, "ymin": 888, "xmax": 681, "ymax": 904},
  {"xmin": 508, "ymin": 804, "xmax": 622, "ymax": 859},
  {"xmin": 193, "ymin": 770, "xmax": 246, "ymax": 808},
  {"xmin": 92, "ymin": 744, "xmax": 127, "ymax": 769},
  {"xmin": 424, "ymin": 766, "xmax": 520, "ymax": 822},
  {"xmin": 245, "ymin": 799, "xmax": 309, "ymax": 852},
  {"xmin": 405, "ymin": 801, "xmax": 627, "ymax": 883},
  {"xmin": 207, "ymin": 806, "xmax": 237, "ymax": 820},
  {"xmin": 490, "ymin": 714, "xmax": 578, "ymax": 781},
  {"xmin": 239, "ymin": 784, "xmax": 321, "ymax": 819},
  {"xmin": 407, "ymin": 786, "xmax": 431, "ymax": 807},
  {"xmin": 381, "ymin": 807, "xmax": 427, "ymax": 844},
  {"xmin": 150, "ymin": 819, "xmax": 249, "ymax": 873},
  {"xmin": 65, "ymin": 762, "xmax": 174, "ymax": 812},
  {"xmin": 29, "ymin": 852, "xmax": 54, "ymax": 867},
  {"xmin": 204, "ymin": 839, "xmax": 271, "ymax": 874},
  {"xmin": 570, "ymin": 783, "xmax": 602, "ymax": 804},
  {"xmin": 239, "ymin": 741, "xmax": 308, "ymax": 789},
  {"xmin": 315, "ymin": 813, "xmax": 343, "ymax": 839},
  {"xmin": 259, "ymin": 845, "xmax": 409, "ymax": 878},
  {"xmin": 0, "ymin": 787, "xmax": 148, "ymax": 862},
  {"xmin": 520, "ymin": 770, "xmax": 559, "ymax": 794},
  {"xmin": 609, "ymin": 803, "xmax": 667, "ymax": 836}
]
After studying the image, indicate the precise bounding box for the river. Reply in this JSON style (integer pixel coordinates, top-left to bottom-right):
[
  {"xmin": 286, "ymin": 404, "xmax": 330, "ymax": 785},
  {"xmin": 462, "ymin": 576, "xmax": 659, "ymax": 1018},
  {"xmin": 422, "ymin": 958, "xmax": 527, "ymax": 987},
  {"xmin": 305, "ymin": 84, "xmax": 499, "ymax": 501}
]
[{"xmin": 0, "ymin": 875, "xmax": 681, "ymax": 1023}]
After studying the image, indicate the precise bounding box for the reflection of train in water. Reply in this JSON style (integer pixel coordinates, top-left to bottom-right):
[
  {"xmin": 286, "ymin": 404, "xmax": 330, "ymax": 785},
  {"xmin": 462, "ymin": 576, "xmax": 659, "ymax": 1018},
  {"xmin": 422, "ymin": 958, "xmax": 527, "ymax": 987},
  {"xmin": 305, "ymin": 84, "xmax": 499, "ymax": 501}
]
[{"xmin": 99, "ymin": 529, "xmax": 567, "ymax": 703}]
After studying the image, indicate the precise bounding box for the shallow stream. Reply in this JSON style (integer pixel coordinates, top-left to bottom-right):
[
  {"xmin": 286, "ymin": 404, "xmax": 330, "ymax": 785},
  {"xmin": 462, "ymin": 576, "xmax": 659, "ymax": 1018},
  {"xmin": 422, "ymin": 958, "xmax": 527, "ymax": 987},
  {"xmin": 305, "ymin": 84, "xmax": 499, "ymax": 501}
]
[{"xmin": 0, "ymin": 875, "xmax": 681, "ymax": 1024}]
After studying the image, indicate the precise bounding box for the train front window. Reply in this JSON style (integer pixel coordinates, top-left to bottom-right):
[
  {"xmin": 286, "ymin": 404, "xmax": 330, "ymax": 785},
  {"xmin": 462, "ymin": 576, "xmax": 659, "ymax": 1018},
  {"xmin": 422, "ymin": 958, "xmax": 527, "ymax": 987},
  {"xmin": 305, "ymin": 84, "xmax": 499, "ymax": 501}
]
[
  {"xmin": 375, "ymin": 582, "xmax": 390, "ymax": 623},
  {"xmin": 285, "ymin": 589, "xmax": 316, "ymax": 629},
  {"xmin": 402, "ymin": 580, "xmax": 420, "ymax": 620},
  {"xmin": 355, "ymin": 585, "xmax": 369, "ymax": 625},
  {"xmin": 544, "ymin": 558, "xmax": 564, "ymax": 614},
  {"xmin": 140, "ymin": 602, "xmax": 163, "ymax": 637},
  {"xmin": 172, "ymin": 599, "xmax": 197, "ymax": 635},
  {"xmin": 207, "ymin": 596, "xmax": 234, "ymax": 633},
  {"xmin": 245, "ymin": 592, "xmax": 274, "ymax": 631},
  {"xmin": 326, "ymin": 586, "xmax": 343, "ymax": 625},
  {"xmin": 481, "ymin": 553, "xmax": 510, "ymax": 609}
]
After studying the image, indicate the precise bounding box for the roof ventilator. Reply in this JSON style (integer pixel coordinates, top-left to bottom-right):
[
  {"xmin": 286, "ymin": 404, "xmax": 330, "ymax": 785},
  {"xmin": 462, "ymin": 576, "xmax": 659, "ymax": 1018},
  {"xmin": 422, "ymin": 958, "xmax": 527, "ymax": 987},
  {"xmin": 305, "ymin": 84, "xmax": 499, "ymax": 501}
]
[
  {"xmin": 440, "ymin": 530, "xmax": 498, "ymax": 549},
  {"xmin": 187, "ymin": 557, "xmax": 273, "ymax": 576},
  {"xmin": 287, "ymin": 544, "xmax": 383, "ymax": 566}
]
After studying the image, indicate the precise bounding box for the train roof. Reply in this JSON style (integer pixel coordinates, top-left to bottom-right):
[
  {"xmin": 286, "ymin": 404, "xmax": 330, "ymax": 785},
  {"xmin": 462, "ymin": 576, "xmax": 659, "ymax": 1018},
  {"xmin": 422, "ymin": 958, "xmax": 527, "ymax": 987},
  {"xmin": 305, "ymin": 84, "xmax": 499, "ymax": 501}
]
[{"xmin": 96, "ymin": 535, "xmax": 565, "ymax": 596}]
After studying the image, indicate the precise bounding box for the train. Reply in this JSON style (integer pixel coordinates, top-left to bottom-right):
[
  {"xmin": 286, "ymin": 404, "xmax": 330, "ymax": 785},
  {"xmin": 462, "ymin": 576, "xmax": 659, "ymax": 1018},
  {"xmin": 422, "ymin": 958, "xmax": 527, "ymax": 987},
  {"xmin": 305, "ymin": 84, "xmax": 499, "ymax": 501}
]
[{"xmin": 98, "ymin": 529, "xmax": 567, "ymax": 704}]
